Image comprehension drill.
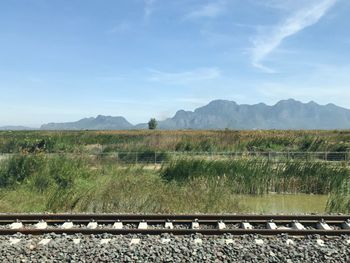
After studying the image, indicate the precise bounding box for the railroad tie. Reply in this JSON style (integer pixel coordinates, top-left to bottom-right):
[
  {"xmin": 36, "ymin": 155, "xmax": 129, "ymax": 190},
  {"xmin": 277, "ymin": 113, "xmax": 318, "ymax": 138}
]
[
  {"xmin": 191, "ymin": 219, "xmax": 199, "ymax": 230},
  {"xmin": 317, "ymin": 219, "xmax": 332, "ymax": 230},
  {"xmin": 10, "ymin": 221, "xmax": 23, "ymax": 230},
  {"xmin": 35, "ymin": 221, "xmax": 48, "ymax": 230},
  {"xmin": 241, "ymin": 221, "xmax": 253, "ymax": 230},
  {"xmin": 113, "ymin": 220, "xmax": 123, "ymax": 229},
  {"xmin": 342, "ymin": 220, "xmax": 350, "ymax": 229},
  {"xmin": 138, "ymin": 220, "xmax": 148, "ymax": 230}
]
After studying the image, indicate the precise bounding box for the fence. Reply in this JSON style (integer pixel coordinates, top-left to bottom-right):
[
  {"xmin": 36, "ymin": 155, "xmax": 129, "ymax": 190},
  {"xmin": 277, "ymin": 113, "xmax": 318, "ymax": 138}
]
[
  {"xmin": 77, "ymin": 151, "xmax": 350, "ymax": 165},
  {"xmin": 0, "ymin": 151, "xmax": 348, "ymax": 165}
]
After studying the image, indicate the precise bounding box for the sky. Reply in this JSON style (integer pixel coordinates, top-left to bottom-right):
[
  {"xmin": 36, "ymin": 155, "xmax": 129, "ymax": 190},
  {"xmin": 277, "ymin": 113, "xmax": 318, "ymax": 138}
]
[{"xmin": 0, "ymin": 0, "xmax": 349, "ymax": 127}]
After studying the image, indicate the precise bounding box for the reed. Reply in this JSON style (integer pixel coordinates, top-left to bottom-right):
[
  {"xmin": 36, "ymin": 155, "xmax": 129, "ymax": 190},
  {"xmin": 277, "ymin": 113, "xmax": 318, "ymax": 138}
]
[
  {"xmin": 1, "ymin": 130, "xmax": 349, "ymax": 154},
  {"xmin": 161, "ymin": 159, "xmax": 349, "ymax": 195},
  {"xmin": 0, "ymin": 153, "xmax": 348, "ymax": 213}
]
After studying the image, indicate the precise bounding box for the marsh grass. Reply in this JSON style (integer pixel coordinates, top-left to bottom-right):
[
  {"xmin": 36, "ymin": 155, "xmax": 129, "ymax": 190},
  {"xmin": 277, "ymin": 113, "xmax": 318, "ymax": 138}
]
[
  {"xmin": 1, "ymin": 130, "xmax": 350, "ymax": 154},
  {"xmin": 0, "ymin": 154, "xmax": 348, "ymax": 213},
  {"xmin": 0, "ymin": 155, "xmax": 242, "ymax": 213},
  {"xmin": 161, "ymin": 159, "xmax": 349, "ymax": 195}
]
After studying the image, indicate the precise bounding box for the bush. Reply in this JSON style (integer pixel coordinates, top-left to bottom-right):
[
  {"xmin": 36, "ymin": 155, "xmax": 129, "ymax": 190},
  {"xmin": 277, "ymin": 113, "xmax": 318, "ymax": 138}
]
[{"xmin": 0, "ymin": 154, "xmax": 45, "ymax": 187}]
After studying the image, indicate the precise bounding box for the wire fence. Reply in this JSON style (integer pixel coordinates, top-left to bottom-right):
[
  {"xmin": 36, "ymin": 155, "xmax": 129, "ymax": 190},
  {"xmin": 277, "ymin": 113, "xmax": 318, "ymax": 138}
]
[{"xmin": 1, "ymin": 151, "xmax": 348, "ymax": 165}]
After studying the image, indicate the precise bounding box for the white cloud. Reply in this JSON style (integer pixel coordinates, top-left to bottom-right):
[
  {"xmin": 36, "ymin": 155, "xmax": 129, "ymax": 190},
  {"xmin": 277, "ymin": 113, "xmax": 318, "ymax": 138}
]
[
  {"xmin": 184, "ymin": 0, "xmax": 226, "ymax": 20},
  {"xmin": 175, "ymin": 98, "xmax": 211, "ymax": 104},
  {"xmin": 148, "ymin": 67, "xmax": 221, "ymax": 84},
  {"xmin": 256, "ymin": 64, "xmax": 350, "ymax": 107},
  {"xmin": 251, "ymin": 0, "xmax": 337, "ymax": 72},
  {"xmin": 144, "ymin": 0, "xmax": 157, "ymax": 19},
  {"xmin": 107, "ymin": 22, "xmax": 131, "ymax": 34}
]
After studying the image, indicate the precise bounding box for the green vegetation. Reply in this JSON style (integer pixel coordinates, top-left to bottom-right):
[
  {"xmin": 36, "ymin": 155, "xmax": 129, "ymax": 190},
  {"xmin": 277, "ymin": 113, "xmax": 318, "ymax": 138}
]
[
  {"xmin": 0, "ymin": 130, "xmax": 349, "ymax": 214},
  {"xmin": 0, "ymin": 153, "xmax": 348, "ymax": 213},
  {"xmin": 1, "ymin": 130, "xmax": 350, "ymax": 154},
  {"xmin": 148, "ymin": 118, "xmax": 158, "ymax": 130},
  {"xmin": 162, "ymin": 159, "xmax": 349, "ymax": 195},
  {"xmin": 0, "ymin": 154, "xmax": 242, "ymax": 213}
]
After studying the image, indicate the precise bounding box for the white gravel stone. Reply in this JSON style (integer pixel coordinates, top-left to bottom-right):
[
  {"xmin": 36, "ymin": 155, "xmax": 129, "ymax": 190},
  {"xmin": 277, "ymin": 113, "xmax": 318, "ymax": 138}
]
[
  {"xmin": 286, "ymin": 239, "xmax": 295, "ymax": 246},
  {"xmin": 225, "ymin": 239, "xmax": 234, "ymax": 245},
  {"xmin": 9, "ymin": 238, "xmax": 21, "ymax": 245},
  {"xmin": 194, "ymin": 238, "xmax": 202, "ymax": 245},
  {"xmin": 73, "ymin": 239, "xmax": 81, "ymax": 245},
  {"xmin": 130, "ymin": 238, "xmax": 140, "ymax": 245},
  {"xmin": 161, "ymin": 238, "xmax": 171, "ymax": 243},
  {"xmin": 317, "ymin": 239, "xmax": 325, "ymax": 246},
  {"xmin": 38, "ymin": 239, "xmax": 51, "ymax": 246},
  {"xmin": 100, "ymin": 239, "xmax": 111, "ymax": 245},
  {"xmin": 255, "ymin": 239, "xmax": 264, "ymax": 245}
]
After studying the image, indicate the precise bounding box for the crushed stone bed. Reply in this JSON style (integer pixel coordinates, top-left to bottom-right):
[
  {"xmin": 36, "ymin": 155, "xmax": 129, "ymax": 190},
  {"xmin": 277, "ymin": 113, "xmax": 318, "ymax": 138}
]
[{"xmin": 0, "ymin": 233, "xmax": 349, "ymax": 262}]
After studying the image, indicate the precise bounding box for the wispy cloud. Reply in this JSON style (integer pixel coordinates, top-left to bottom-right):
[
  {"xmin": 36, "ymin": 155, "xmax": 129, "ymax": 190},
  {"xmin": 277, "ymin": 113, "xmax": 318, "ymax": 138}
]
[
  {"xmin": 107, "ymin": 21, "xmax": 131, "ymax": 34},
  {"xmin": 251, "ymin": 0, "xmax": 337, "ymax": 73},
  {"xmin": 148, "ymin": 67, "xmax": 221, "ymax": 84},
  {"xmin": 144, "ymin": 0, "xmax": 157, "ymax": 19},
  {"xmin": 184, "ymin": 0, "xmax": 226, "ymax": 20},
  {"xmin": 256, "ymin": 64, "xmax": 350, "ymax": 106}
]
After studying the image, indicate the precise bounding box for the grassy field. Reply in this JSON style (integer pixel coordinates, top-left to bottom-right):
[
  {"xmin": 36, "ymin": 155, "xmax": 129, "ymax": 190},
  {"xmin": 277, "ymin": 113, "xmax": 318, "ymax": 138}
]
[
  {"xmin": 1, "ymin": 130, "xmax": 350, "ymax": 154},
  {"xmin": 0, "ymin": 153, "xmax": 348, "ymax": 213},
  {"xmin": 0, "ymin": 130, "xmax": 349, "ymax": 214}
]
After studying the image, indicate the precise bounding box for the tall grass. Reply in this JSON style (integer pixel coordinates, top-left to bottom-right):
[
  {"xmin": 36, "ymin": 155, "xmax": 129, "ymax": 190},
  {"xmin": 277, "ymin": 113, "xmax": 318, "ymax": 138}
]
[
  {"xmin": 0, "ymin": 154, "xmax": 348, "ymax": 213},
  {"xmin": 161, "ymin": 159, "xmax": 349, "ymax": 195},
  {"xmin": 0, "ymin": 155, "xmax": 242, "ymax": 213},
  {"xmin": 327, "ymin": 167, "xmax": 350, "ymax": 213},
  {"xmin": 1, "ymin": 130, "xmax": 349, "ymax": 154}
]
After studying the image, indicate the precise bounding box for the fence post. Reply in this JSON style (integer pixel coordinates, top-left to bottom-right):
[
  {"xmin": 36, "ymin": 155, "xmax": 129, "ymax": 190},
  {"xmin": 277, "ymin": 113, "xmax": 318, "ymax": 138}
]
[
  {"xmin": 154, "ymin": 152, "xmax": 157, "ymax": 165},
  {"xmin": 135, "ymin": 152, "xmax": 138, "ymax": 165}
]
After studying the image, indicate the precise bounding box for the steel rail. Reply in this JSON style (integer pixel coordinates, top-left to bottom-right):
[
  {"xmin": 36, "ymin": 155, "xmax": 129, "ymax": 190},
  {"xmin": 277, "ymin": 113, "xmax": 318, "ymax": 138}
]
[
  {"xmin": 0, "ymin": 214, "xmax": 348, "ymax": 221},
  {"xmin": 0, "ymin": 220, "xmax": 347, "ymax": 224},
  {"xmin": 0, "ymin": 214, "xmax": 349, "ymax": 236},
  {"xmin": 0, "ymin": 228, "xmax": 349, "ymax": 236}
]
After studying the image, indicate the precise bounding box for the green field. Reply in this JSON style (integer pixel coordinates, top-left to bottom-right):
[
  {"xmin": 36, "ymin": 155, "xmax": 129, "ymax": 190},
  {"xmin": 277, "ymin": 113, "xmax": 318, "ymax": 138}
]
[
  {"xmin": 0, "ymin": 130, "xmax": 349, "ymax": 214},
  {"xmin": 1, "ymin": 129, "xmax": 350, "ymax": 153}
]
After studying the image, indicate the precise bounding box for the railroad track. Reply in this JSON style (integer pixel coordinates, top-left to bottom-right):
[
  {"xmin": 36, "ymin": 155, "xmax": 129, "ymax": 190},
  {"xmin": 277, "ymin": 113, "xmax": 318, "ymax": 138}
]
[{"xmin": 0, "ymin": 214, "xmax": 349, "ymax": 236}]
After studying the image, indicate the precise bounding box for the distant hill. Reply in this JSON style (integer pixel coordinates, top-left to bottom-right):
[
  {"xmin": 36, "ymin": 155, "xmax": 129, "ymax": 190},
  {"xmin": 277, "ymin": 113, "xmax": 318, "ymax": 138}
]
[
  {"xmin": 158, "ymin": 99, "xmax": 350, "ymax": 130},
  {"xmin": 33, "ymin": 99, "xmax": 350, "ymax": 130},
  {"xmin": 41, "ymin": 115, "xmax": 133, "ymax": 130},
  {"xmin": 0, "ymin": 126, "xmax": 36, "ymax": 131}
]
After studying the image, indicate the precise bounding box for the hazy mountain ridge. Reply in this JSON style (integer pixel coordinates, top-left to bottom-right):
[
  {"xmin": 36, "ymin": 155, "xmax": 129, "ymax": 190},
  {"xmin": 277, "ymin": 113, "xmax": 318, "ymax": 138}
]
[
  {"xmin": 0, "ymin": 126, "xmax": 36, "ymax": 131},
  {"xmin": 158, "ymin": 99, "xmax": 350, "ymax": 130},
  {"xmin": 3, "ymin": 99, "xmax": 350, "ymax": 130},
  {"xmin": 40, "ymin": 115, "xmax": 133, "ymax": 130}
]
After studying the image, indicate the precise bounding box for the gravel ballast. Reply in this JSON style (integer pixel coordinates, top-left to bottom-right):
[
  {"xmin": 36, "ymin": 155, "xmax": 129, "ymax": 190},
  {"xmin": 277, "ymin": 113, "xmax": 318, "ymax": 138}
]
[{"xmin": 0, "ymin": 234, "xmax": 349, "ymax": 262}]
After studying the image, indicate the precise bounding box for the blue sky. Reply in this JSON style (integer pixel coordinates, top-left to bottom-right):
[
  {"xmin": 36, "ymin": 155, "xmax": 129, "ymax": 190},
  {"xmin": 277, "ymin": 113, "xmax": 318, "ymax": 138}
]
[{"xmin": 1, "ymin": 0, "xmax": 349, "ymax": 127}]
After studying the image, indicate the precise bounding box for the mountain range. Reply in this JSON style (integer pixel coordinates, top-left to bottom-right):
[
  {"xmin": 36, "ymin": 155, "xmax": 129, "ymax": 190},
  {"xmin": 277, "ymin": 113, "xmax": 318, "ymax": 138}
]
[{"xmin": 2, "ymin": 99, "xmax": 350, "ymax": 130}]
